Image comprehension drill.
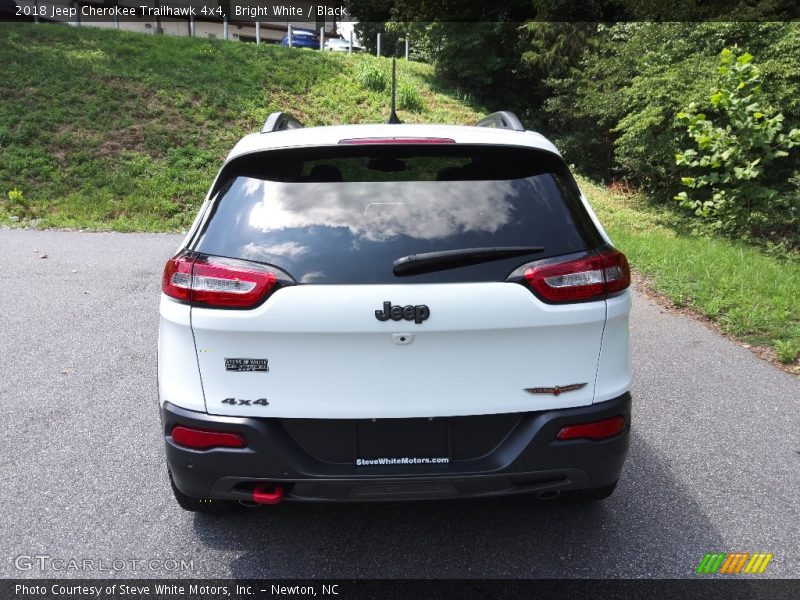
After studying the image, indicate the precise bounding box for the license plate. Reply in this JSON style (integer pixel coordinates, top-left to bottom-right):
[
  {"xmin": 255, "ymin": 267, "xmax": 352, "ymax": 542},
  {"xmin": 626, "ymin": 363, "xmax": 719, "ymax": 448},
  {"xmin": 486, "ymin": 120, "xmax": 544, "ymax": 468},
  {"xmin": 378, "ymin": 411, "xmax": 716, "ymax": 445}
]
[{"xmin": 356, "ymin": 418, "xmax": 449, "ymax": 461}]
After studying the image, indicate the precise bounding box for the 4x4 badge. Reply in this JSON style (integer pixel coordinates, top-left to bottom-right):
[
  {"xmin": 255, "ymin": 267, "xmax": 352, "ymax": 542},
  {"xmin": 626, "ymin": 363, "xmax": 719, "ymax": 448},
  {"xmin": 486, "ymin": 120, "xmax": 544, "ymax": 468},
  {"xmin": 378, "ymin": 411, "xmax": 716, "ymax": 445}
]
[
  {"xmin": 375, "ymin": 301, "xmax": 430, "ymax": 324},
  {"xmin": 525, "ymin": 383, "xmax": 587, "ymax": 396}
]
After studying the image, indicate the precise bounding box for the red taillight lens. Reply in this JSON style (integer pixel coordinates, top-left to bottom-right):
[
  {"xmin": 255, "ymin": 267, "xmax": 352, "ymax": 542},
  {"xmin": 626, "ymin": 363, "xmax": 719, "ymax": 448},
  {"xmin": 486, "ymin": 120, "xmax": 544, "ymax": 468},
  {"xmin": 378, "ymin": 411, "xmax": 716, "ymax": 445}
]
[
  {"xmin": 519, "ymin": 249, "xmax": 630, "ymax": 303},
  {"xmin": 338, "ymin": 137, "xmax": 456, "ymax": 145},
  {"xmin": 162, "ymin": 255, "xmax": 194, "ymax": 302},
  {"xmin": 162, "ymin": 254, "xmax": 284, "ymax": 309},
  {"xmin": 602, "ymin": 249, "xmax": 631, "ymax": 295},
  {"xmin": 171, "ymin": 425, "xmax": 247, "ymax": 450},
  {"xmin": 556, "ymin": 415, "xmax": 626, "ymax": 441}
]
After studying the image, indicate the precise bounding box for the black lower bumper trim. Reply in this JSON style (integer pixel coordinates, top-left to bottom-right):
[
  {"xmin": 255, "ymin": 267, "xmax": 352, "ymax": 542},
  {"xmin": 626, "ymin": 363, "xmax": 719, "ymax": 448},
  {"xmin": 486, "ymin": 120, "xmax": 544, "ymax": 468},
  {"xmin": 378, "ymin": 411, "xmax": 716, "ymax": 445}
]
[{"xmin": 161, "ymin": 393, "xmax": 631, "ymax": 502}]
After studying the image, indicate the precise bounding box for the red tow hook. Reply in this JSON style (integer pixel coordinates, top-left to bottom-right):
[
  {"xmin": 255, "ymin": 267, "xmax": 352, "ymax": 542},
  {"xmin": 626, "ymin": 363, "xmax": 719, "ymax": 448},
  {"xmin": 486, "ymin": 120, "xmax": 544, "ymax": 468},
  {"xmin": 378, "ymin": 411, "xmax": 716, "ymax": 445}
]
[{"xmin": 252, "ymin": 483, "xmax": 285, "ymax": 505}]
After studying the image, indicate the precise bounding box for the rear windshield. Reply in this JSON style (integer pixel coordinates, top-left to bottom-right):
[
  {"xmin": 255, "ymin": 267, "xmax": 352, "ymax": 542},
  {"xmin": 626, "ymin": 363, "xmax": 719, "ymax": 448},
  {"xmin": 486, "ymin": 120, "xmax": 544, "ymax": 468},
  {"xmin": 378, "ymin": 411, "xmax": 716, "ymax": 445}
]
[{"xmin": 192, "ymin": 145, "xmax": 603, "ymax": 284}]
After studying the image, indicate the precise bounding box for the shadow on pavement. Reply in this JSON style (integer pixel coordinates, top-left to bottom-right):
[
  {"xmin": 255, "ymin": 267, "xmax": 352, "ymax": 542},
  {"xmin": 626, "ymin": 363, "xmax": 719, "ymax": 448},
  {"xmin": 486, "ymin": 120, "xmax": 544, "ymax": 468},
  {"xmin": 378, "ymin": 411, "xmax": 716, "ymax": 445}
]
[{"xmin": 191, "ymin": 431, "xmax": 723, "ymax": 578}]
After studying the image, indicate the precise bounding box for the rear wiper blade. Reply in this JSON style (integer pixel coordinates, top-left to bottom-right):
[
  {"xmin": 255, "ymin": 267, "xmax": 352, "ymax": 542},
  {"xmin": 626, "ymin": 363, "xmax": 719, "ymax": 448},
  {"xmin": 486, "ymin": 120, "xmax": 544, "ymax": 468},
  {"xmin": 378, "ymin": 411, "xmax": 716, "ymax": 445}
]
[{"xmin": 393, "ymin": 246, "xmax": 545, "ymax": 276}]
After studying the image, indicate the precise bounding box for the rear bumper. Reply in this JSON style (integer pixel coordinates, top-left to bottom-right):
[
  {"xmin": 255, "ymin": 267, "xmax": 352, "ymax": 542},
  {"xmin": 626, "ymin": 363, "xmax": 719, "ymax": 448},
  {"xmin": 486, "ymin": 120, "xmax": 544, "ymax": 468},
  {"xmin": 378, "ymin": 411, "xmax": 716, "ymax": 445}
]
[{"xmin": 162, "ymin": 393, "xmax": 631, "ymax": 502}]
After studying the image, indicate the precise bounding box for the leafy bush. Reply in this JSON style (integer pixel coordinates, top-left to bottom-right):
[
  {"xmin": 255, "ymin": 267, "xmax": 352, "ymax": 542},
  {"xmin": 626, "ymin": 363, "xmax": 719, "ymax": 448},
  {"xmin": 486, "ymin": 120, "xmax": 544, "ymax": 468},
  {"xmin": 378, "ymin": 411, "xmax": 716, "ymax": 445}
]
[
  {"xmin": 397, "ymin": 82, "xmax": 424, "ymax": 111},
  {"xmin": 356, "ymin": 63, "xmax": 388, "ymax": 92},
  {"xmin": 5, "ymin": 188, "xmax": 29, "ymax": 218},
  {"xmin": 675, "ymin": 49, "xmax": 800, "ymax": 240}
]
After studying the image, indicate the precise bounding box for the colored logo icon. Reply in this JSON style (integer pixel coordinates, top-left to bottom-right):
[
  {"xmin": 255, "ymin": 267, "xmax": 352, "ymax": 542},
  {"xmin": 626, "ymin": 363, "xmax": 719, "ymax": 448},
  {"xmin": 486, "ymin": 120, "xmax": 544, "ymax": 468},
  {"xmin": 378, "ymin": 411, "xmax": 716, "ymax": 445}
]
[{"xmin": 696, "ymin": 552, "xmax": 773, "ymax": 575}]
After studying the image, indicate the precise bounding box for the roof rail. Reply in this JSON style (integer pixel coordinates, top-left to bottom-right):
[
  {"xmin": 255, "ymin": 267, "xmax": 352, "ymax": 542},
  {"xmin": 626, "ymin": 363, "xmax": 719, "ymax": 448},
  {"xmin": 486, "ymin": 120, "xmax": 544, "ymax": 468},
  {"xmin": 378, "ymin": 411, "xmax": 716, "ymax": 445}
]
[
  {"xmin": 475, "ymin": 111, "xmax": 525, "ymax": 132},
  {"xmin": 262, "ymin": 112, "xmax": 305, "ymax": 133}
]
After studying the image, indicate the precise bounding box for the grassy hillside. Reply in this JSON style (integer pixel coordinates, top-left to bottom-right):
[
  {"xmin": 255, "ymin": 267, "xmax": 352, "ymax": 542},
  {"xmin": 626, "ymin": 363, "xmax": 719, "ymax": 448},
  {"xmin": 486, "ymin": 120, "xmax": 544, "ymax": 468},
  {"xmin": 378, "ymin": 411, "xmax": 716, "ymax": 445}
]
[{"xmin": 0, "ymin": 23, "xmax": 483, "ymax": 231}]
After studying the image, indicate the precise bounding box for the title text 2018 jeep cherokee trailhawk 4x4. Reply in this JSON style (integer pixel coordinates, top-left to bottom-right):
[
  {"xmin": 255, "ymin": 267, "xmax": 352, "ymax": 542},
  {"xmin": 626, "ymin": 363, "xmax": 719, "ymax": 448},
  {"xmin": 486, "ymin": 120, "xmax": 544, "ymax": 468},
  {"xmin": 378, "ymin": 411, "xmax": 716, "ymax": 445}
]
[{"xmin": 158, "ymin": 110, "xmax": 632, "ymax": 513}]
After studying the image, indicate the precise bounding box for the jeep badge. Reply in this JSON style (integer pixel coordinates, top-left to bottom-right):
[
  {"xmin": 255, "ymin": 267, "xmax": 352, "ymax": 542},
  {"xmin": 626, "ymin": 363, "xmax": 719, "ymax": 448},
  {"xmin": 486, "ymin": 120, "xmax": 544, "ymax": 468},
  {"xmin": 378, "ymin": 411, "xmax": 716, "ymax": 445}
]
[{"xmin": 375, "ymin": 301, "xmax": 430, "ymax": 324}]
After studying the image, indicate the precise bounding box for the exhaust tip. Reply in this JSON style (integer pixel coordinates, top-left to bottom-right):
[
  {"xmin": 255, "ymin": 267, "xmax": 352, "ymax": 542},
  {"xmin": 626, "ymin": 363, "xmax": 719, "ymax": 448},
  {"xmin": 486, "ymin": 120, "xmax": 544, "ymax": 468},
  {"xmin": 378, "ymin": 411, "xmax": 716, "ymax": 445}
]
[{"xmin": 537, "ymin": 490, "xmax": 561, "ymax": 500}]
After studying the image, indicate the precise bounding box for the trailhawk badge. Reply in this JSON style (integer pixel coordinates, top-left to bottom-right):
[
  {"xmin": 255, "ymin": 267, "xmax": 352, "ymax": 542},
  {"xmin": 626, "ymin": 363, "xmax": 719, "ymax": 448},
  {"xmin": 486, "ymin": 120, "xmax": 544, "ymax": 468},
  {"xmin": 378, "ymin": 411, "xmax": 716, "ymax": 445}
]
[{"xmin": 525, "ymin": 383, "xmax": 587, "ymax": 396}]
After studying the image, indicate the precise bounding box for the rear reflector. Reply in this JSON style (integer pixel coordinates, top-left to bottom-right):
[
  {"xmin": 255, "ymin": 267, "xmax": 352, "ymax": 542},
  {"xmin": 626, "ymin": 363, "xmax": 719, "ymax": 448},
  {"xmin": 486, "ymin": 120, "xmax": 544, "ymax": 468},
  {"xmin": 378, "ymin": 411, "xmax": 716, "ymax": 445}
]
[
  {"xmin": 518, "ymin": 248, "xmax": 630, "ymax": 303},
  {"xmin": 171, "ymin": 426, "xmax": 247, "ymax": 450},
  {"xmin": 162, "ymin": 253, "xmax": 285, "ymax": 309},
  {"xmin": 556, "ymin": 416, "xmax": 626, "ymax": 441},
  {"xmin": 338, "ymin": 137, "xmax": 456, "ymax": 145}
]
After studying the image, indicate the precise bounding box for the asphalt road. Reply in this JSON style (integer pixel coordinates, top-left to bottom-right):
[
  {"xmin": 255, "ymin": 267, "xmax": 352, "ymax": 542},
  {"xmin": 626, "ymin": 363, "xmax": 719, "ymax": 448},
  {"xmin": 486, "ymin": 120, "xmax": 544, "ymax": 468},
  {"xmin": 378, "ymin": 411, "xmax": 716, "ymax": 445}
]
[{"xmin": 1, "ymin": 228, "xmax": 798, "ymax": 579}]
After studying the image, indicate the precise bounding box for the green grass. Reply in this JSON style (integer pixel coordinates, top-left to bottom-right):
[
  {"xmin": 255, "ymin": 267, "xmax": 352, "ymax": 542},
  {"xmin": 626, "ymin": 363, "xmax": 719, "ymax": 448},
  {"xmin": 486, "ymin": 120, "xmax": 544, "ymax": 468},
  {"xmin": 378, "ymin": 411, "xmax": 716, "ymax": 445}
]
[
  {"xmin": 579, "ymin": 176, "xmax": 800, "ymax": 365},
  {"xmin": 0, "ymin": 23, "xmax": 484, "ymax": 232}
]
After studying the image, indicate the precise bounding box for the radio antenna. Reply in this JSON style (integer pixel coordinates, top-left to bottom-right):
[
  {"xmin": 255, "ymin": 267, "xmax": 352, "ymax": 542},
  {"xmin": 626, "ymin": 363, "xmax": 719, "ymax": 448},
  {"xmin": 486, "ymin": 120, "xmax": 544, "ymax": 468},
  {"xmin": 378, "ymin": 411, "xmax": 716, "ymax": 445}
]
[{"xmin": 387, "ymin": 58, "xmax": 401, "ymax": 124}]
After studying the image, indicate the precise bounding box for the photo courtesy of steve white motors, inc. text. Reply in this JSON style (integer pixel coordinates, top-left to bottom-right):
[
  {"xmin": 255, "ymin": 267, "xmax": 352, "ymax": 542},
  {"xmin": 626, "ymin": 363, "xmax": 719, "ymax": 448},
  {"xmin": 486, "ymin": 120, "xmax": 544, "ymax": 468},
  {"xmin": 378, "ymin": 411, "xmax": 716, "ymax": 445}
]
[{"xmin": 14, "ymin": 583, "xmax": 340, "ymax": 597}]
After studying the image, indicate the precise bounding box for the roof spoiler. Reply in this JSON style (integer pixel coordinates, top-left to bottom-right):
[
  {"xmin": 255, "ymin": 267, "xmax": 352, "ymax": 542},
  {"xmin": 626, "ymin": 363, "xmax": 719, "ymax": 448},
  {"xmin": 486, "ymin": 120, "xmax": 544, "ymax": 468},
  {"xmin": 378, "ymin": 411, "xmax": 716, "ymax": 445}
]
[
  {"xmin": 260, "ymin": 109, "xmax": 524, "ymax": 132},
  {"xmin": 262, "ymin": 112, "xmax": 305, "ymax": 133},
  {"xmin": 475, "ymin": 111, "xmax": 525, "ymax": 132}
]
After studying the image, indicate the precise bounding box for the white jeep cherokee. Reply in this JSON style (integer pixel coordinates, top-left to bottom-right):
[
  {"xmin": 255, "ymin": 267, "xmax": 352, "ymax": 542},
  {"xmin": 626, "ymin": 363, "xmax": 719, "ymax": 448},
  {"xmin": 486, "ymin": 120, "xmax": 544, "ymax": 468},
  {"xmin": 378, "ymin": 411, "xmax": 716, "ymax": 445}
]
[{"xmin": 158, "ymin": 110, "xmax": 632, "ymax": 512}]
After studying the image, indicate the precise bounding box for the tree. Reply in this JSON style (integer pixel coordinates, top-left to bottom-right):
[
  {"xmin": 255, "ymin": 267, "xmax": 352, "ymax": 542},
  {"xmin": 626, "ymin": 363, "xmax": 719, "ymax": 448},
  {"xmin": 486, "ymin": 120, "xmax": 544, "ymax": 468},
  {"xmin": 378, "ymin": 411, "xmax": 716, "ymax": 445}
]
[{"xmin": 347, "ymin": 0, "xmax": 402, "ymax": 55}]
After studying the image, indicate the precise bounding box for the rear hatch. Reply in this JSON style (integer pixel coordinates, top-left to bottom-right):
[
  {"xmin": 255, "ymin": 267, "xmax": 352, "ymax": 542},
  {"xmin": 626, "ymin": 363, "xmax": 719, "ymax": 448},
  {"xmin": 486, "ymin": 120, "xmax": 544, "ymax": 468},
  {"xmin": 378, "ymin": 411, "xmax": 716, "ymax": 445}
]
[{"xmin": 181, "ymin": 144, "xmax": 611, "ymax": 419}]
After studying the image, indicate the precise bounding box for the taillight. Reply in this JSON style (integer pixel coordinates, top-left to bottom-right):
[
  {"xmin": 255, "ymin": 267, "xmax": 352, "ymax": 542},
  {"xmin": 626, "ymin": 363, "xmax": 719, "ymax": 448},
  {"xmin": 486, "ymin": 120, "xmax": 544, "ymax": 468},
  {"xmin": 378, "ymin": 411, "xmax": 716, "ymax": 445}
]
[
  {"xmin": 513, "ymin": 249, "xmax": 630, "ymax": 303},
  {"xmin": 171, "ymin": 425, "xmax": 247, "ymax": 450},
  {"xmin": 191, "ymin": 258, "xmax": 278, "ymax": 308},
  {"xmin": 556, "ymin": 416, "xmax": 626, "ymax": 441},
  {"xmin": 162, "ymin": 253, "xmax": 289, "ymax": 309}
]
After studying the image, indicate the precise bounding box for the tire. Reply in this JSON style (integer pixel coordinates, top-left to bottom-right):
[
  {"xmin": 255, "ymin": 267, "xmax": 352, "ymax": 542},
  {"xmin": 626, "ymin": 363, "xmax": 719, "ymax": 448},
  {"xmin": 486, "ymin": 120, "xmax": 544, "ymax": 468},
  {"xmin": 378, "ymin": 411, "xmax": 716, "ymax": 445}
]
[
  {"xmin": 562, "ymin": 480, "xmax": 617, "ymax": 502},
  {"xmin": 169, "ymin": 471, "xmax": 239, "ymax": 514}
]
